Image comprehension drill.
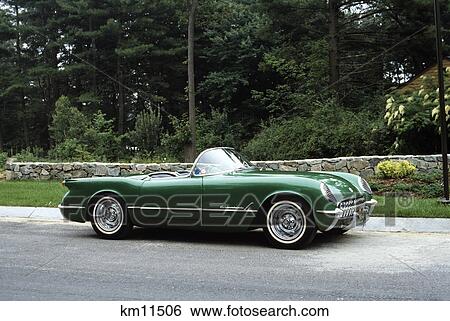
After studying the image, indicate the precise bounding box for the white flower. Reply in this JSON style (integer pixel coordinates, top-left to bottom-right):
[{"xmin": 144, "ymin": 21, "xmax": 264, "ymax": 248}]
[{"xmin": 432, "ymin": 107, "xmax": 440, "ymax": 118}]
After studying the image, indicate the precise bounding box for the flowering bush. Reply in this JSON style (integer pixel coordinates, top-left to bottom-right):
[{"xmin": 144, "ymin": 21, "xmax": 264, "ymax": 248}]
[
  {"xmin": 384, "ymin": 68, "xmax": 450, "ymax": 153},
  {"xmin": 376, "ymin": 160, "xmax": 416, "ymax": 179}
]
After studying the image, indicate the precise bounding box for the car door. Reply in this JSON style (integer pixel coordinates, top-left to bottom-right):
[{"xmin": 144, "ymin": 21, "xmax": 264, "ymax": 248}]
[
  {"xmin": 132, "ymin": 175, "xmax": 202, "ymax": 228},
  {"xmin": 201, "ymin": 173, "xmax": 259, "ymax": 229}
]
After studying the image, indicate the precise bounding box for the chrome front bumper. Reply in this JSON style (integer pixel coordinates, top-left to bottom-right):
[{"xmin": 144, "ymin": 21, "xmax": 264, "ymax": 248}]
[
  {"xmin": 317, "ymin": 199, "xmax": 377, "ymax": 218},
  {"xmin": 317, "ymin": 198, "xmax": 377, "ymax": 231}
]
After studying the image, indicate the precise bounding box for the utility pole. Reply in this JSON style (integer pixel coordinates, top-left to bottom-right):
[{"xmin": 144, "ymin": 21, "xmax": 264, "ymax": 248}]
[
  {"xmin": 187, "ymin": 0, "xmax": 198, "ymax": 162},
  {"xmin": 434, "ymin": 0, "xmax": 450, "ymax": 203}
]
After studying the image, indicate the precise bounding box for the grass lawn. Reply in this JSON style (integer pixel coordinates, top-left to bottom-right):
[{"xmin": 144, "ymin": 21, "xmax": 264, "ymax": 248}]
[
  {"xmin": 373, "ymin": 195, "xmax": 450, "ymax": 219},
  {"xmin": 0, "ymin": 180, "xmax": 67, "ymax": 207}
]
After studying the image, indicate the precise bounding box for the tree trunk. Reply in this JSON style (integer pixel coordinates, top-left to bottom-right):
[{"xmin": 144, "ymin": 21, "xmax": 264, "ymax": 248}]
[
  {"xmin": 14, "ymin": 3, "xmax": 29, "ymax": 147},
  {"xmin": 329, "ymin": 0, "xmax": 340, "ymax": 88},
  {"xmin": 187, "ymin": 0, "xmax": 198, "ymax": 162},
  {"xmin": 89, "ymin": 14, "xmax": 97, "ymax": 92},
  {"xmin": 117, "ymin": 54, "xmax": 125, "ymax": 135}
]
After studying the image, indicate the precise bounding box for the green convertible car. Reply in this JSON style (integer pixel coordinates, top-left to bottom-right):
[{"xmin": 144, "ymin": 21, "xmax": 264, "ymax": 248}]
[{"xmin": 59, "ymin": 147, "xmax": 377, "ymax": 249}]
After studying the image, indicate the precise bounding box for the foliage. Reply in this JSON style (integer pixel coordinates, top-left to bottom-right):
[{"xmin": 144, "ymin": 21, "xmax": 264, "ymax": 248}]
[
  {"xmin": 49, "ymin": 96, "xmax": 90, "ymax": 144},
  {"xmin": 243, "ymin": 100, "xmax": 388, "ymax": 160},
  {"xmin": 48, "ymin": 96, "xmax": 122, "ymax": 161},
  {"xmin": 196, "ymin": 109, "xmax": 243, "ymax": 152},
  {"xmin": 83, "ymin": 111, "xmax": 123, "ymax": 161},
  {"xmin": 128, "ymin": 108, "xmax": 162, "ymax": 154},
  {"xmin": 47, "ymin": 138, "xmax": 95, "ymax": 162},
  {"xmin": 376, "ymin": 160, "xmax": 416, "ymax": 179},
  {"xmin": 160, "ymin": 114, "xmax": 191, "ymax": 161},
  {"xmin": 129, "ymin": 153, "xmax": 178, "ymax": 164},
  {"xmin": 0, "ymin": 151, "xmax": 7, "ymax": 170},
  {"xmin": 161, "ymin": 109, "xmax": 243, "ymax": 161},
  {"xmin": 13, "ymin": 147, "xmax": 46, "ymax": 162},
  {"xmin": 0, "ymin": 0, "xmax": 449, "ymax": 161},
  {"xmin": 369, "ymin": 171, "xmax": 443, "ymax": 199},
  {"xmin": 384, "ymin": 68, "xmax": 450, "ymax": 153}
]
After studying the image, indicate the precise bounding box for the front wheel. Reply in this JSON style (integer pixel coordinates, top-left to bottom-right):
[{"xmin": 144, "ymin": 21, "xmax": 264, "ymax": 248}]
[
  {"xmin": 263, "ymin": 200, "xmax": 317, "ymax": 249},
  {"xmin": 90, "ymin": 195, "xmax": 133, "ymax": 239}
]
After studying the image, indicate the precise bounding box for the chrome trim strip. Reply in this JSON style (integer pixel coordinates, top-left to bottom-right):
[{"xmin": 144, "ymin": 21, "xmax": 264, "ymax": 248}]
[
  {"xmin": 316, "ymin": 209, "xmax": 343, "ymax": 214},
  {"xmin": 219, "ymin": 205, "xmax": 244, "ymax": 210},
  {"xmin": 127, "ymin": 206, "xmax": 257, "ymax": 213},
  {"xmin": 205, "ymin": 208, "xmax": 257, "ymax": 213},
  {"xmin": 128, "ymin": 206, "xmax": 200, "ymax": 211},
  {"xmin": 58, "ymin": 204, "xmax": 85, "ymax": 209}
]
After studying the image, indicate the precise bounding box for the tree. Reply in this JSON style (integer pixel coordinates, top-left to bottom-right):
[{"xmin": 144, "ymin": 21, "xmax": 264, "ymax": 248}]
[
  {"xmin": 187, "ymin": 0, "xmax": 198, "ymax": 161},
  {"xmin": 129, "ymin": 107, "xmax": 162, "ymax": 154}
]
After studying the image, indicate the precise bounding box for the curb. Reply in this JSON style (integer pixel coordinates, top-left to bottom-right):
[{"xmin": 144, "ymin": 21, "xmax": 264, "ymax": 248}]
[
  {"xmin": 359, "ymin": 217, "xmax": 450, "ymax": 233},
  {"xmin": 0, "ymin": 206, "xmax": 62, "ymax": 220},
  {"xmin": 0, "ymin": 206, "xmax": 449, "ymax": 233}
]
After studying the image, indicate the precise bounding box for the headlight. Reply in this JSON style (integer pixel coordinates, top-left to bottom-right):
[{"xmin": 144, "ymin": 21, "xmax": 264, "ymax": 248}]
[
  {"xmin": 320, "ymin": 182, "xmax": 337, "ymax": 203},
  {"xmin": 358, "ymin": 177, "xmax": 373, "ymax": 194}
]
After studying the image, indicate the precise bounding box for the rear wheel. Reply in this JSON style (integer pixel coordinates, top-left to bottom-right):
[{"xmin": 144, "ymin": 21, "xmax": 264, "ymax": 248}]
[
  {"xmin": 90, "ymin": 195, "xmax": 132, "ymax": 239},
  {"xmin": 263, "ymin": 200, "xmax": 316, "ymax": 249}
]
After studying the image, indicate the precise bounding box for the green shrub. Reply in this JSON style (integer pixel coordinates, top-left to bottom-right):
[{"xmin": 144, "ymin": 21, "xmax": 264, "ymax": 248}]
[
  {"xmin": 83, "ymin": 111, "xmax": 123, "ymax": 161},
  {"xmin": 129, "ymin": 108, "xmax": 162, "ymax": 154},
  {"xmin": 368, "ymin": 171, "xmax": 442, "ymax": 198},
  {"xmin": 13, "ymin": 147, "xmax": 46, "ymax": 162},
  {"xmin": 161, "ymin": 110, "xmax": 243, "ymax": 161},
  {"xmin": 49, "ymin": 96, "xmax": 89, "ymax": 144},
  {"xmin": 130, "ymin": 152, "xmax": 178, "ymax": 164},
  {"xmin": 243, "ymin": 100, "xmax": 389, "ymax": 160},
  {"xmin": 0, "ymin": 151, "xmax": 7, "ymax": 170},
  {"xmin": 375, "ymin": 160, "xmax": 416, "ymax": 179},
  {"xmin": 196, "ymin": 109, "xmax": 243, "ymax": 152},
  {"xmin": 48, "ymin": 138, "xmax": 95, "ymax": 162},
  {"xmin": 49, "ymin": 96, "xmax": 123, "ymax": 161}
]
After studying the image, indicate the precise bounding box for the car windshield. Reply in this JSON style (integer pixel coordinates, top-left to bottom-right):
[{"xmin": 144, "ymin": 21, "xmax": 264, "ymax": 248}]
[{"xmin": 192, "ymin": 148, "xmax": 253, "ymax": 176}]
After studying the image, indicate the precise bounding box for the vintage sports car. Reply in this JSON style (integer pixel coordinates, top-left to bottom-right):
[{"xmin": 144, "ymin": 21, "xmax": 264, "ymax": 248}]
[{"xmin": 59, "ymin": 147, "xmax": 377, "ymax": 249}]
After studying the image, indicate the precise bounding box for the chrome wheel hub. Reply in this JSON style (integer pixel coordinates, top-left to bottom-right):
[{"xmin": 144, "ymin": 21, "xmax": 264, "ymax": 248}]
[
  {"xmin": 267, "ymin": 201, "xmax": 306, "ymax": 243},
  {"xmin": 93, "ymin": 197, "xmax": 124, "ymax": 234},
  {"xmin": 281, "ymin": 213, "xmax": 297, "ymax": 230}
]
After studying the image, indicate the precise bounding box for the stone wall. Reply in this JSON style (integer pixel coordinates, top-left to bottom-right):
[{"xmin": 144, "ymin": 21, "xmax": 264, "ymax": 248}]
[{"xmin": 4, "ymin": 154, "xmax": 447, "ymax": 180}]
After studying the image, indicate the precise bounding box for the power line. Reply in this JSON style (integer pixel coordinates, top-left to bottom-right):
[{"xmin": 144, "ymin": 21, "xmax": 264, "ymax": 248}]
[{"xmin": 277, "ymin": 24, "xmax": 428, "ymax": 119}]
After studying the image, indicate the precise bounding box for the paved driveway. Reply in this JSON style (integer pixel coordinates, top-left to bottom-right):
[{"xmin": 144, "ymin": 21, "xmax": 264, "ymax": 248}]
[{"xmin": 0, "ymin": 218, "xmax": 449, "ymax": 300}]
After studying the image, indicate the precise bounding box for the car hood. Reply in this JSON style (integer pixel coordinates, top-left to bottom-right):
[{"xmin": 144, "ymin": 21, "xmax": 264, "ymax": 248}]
[{"xmin": 231, "ymin": 168, "xmax": 362, "ymax": 200}]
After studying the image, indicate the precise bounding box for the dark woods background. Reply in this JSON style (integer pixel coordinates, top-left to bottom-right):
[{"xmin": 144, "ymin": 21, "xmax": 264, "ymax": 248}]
[{"xmin": 0, "ymin": 0, "xmax": 449, "ymax": 162}]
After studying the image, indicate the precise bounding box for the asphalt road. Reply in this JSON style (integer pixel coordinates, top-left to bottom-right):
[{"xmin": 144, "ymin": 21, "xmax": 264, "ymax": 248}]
[{"xmin": 0, "ymin": 218, "xmax": 449, "ymax": 300}]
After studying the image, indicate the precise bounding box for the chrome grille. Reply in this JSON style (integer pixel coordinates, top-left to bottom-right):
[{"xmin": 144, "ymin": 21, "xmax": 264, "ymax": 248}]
[
  {"xmin": 338, "ymin": 197, "xmax": 364, "ymax": 210},
  {"xmin": 337, "ymin": 197, "xmax": 365, "ymax": 218}
]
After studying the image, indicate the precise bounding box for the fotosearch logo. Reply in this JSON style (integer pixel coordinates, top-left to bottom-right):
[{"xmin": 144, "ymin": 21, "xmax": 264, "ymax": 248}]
[{"xmin": 63, "ymin": 191, "xmax": 411, "ymax": 229}]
